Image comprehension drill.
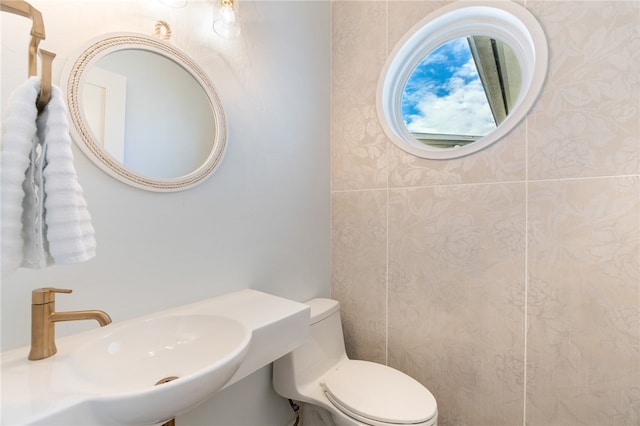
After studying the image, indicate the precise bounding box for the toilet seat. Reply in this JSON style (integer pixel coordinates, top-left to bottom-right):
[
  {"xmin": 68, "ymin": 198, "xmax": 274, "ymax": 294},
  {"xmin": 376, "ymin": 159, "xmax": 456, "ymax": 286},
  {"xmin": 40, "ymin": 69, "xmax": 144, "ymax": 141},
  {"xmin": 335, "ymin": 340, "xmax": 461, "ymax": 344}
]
[{"xmin": 320, "ymin": 360, "xmax": 437, "ymax": 426}]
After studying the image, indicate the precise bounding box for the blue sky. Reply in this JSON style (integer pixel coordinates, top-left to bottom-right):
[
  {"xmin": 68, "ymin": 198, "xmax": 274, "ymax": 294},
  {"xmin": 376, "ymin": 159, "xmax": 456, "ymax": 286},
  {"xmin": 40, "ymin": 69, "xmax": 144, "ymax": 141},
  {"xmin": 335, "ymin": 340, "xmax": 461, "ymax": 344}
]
[{"xmin": 402, "ymin": 38, "xmax": 496, "ymax": 137}]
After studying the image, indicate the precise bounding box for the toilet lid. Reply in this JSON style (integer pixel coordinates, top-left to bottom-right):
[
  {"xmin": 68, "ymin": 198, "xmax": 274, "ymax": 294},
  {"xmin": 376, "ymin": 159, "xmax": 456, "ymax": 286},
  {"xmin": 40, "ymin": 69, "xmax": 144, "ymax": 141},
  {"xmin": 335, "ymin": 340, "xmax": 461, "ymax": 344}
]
[{"xmin": 320, "ymin": 360, "xmax": 437, "ymax": 425}]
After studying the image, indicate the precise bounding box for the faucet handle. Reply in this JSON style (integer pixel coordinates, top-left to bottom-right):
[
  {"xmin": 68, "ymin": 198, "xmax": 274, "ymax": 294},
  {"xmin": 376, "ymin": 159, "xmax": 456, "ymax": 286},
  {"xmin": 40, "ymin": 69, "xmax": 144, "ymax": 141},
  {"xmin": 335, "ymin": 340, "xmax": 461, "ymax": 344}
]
[{"xmin": 32, "ymin": 288, "xmax": 73, "ymax": 304}]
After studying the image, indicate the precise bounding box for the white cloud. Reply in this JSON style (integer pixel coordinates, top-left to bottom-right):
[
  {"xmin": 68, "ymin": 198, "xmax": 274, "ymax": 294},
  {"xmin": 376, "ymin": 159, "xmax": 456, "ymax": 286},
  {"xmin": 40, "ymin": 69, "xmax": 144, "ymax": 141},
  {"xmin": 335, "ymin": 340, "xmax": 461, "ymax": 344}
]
[{"xmin": 404, "ymin": 58, "xmax": 496, "ymax": 136}]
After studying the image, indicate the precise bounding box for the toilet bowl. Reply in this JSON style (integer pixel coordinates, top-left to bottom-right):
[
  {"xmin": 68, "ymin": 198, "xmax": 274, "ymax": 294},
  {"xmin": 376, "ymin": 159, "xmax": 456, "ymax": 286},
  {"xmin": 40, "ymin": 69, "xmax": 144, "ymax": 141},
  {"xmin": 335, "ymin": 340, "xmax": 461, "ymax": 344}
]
[{"xmin": 273, "ymin": 298, "xmax": 437, "ymax": 426}]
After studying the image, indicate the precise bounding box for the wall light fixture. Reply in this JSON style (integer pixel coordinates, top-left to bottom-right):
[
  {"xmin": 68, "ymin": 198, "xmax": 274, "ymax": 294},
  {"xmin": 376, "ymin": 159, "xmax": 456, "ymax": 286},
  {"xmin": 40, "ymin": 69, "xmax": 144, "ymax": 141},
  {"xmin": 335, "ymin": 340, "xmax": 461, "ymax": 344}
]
[{"xmin": 213, "ymin": 0, "xmax": 240, "ymax": 39}]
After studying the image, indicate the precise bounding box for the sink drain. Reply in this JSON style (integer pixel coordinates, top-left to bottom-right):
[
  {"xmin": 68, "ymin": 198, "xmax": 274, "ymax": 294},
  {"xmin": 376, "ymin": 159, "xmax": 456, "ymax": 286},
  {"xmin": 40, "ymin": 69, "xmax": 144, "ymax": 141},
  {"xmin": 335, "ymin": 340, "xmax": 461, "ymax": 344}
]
[{"xmin": 155, "ymin": 376, "xmax": 179, "ymax": 385}]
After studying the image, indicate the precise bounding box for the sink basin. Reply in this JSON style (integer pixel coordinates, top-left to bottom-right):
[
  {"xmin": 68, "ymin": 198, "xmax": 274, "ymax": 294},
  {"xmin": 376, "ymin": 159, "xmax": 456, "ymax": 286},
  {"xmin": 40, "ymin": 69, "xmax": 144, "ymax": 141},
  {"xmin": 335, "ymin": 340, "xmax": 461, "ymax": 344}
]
[
  {"xmin": 72, "ymin": 314, "xmax": 250, "ymax": 425},
  {"xmin": 72, "ymin": 315, "xmax": 248, "ymax": 390},
  {"xmin": 0, "ymin": 289, "xmax": 309, "ymax": 426}
]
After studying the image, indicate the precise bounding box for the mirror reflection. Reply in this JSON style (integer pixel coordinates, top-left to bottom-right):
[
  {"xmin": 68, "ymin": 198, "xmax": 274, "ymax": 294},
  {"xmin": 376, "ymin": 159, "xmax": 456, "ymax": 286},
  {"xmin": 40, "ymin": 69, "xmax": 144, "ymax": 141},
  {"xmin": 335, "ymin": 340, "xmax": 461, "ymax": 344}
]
[
  {"xmin": 83, "ymin": 49, "xmax": 215, "ymax": 179},
  {"xmin": 402, "ymin": 36, "xmax": 521, "ymax": 148}
]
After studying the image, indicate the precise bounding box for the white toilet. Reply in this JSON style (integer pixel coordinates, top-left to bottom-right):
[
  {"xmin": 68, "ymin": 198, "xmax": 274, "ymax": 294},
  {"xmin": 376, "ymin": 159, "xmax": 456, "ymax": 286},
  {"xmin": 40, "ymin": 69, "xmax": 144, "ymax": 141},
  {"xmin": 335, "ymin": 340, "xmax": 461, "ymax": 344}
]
[{"xmin": 273, "ymin": 298, "xmax": 438, "ymax": 426}]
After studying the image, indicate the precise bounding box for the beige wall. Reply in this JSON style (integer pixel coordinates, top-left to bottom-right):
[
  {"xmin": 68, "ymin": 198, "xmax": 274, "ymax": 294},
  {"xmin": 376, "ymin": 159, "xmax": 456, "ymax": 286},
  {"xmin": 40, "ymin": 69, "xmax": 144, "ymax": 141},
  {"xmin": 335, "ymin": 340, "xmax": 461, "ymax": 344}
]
[{"xmin": 331, "ymin": 1, "xmax": 639, "ymax": 425}]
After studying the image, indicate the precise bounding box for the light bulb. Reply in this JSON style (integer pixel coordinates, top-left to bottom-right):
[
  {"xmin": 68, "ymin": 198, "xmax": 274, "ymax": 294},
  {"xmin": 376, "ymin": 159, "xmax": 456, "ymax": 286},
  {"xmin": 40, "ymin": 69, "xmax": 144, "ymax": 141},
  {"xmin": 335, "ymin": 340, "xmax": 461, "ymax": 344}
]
[
  {"xmin": 220, "ymin": 4, "xmax": 236, "ymax": 24},
  {"xmin": 213, "ymin": 1, "xmax": 241, "ymax": 39}
]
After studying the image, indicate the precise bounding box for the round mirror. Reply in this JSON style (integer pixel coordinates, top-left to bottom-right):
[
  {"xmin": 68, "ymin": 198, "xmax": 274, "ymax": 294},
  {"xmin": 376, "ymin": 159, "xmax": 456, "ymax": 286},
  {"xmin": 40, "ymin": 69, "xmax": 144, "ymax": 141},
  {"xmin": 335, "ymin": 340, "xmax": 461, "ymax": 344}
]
[
  {"xmin": 377, "ymin": 2, "xmax": 548, "ymax": 159},
  {"xmin": 61, "ymin": 33, "xmax": 227, "ymax": 191}
]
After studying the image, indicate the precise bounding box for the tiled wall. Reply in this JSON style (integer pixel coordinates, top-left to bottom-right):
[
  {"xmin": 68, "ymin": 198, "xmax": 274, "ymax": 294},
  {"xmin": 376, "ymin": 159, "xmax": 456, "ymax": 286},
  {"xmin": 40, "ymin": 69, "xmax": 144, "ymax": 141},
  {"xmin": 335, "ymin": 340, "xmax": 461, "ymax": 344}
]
[{"xmin": 331, "ymin": 1, "xmax": 639, "ymax": 425}]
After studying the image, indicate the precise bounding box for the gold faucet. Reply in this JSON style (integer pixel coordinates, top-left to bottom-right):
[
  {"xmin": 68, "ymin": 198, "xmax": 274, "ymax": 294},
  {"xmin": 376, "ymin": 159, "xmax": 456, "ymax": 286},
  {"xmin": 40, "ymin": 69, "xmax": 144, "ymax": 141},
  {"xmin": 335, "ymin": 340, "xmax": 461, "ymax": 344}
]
[{"xmin": 28, "ymin": 287, "xmax": 112, "ymax": 361}]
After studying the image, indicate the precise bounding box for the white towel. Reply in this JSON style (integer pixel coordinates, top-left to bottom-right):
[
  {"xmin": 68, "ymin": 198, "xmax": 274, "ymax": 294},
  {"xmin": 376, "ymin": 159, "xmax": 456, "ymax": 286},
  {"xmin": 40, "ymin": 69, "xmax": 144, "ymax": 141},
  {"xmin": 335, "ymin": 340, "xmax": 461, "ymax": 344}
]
[
  {"xmin": 40, "ymin": 85, "xmax": 96, "ymax": 264},
  {"xmin": 1, "ymin": 78, "xmax": 96, "ymax": 276},
  {"xmin": 1, "ymin": 77, "xmax": 40, "ymax": 276},
  {"xmin": 21, "ymin": 130, "xmax": 48, "ymax": 269}
]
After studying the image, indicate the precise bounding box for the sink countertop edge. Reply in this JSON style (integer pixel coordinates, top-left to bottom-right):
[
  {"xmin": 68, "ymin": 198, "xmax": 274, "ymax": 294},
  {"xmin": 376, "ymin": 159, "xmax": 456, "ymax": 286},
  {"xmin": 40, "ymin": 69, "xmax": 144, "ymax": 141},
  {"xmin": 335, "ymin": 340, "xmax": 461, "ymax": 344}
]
[{"xmin": 1, "ymin": 289, "xmax": 310, "ymax": 425}]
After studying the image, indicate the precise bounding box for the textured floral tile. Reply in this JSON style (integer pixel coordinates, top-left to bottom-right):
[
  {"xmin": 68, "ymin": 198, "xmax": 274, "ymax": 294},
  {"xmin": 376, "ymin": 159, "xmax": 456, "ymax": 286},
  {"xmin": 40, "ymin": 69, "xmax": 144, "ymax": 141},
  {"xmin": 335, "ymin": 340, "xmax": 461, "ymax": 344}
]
[
  {"xmin": 386, "ymin": 1, "xmax": 450, "ymax": 52},
  {"xmin": 330, "ymin": 2, "xmax": 640, "ymax": 426},
  {"xmin": 331, "ymin": 190, "xmax": 387, "ymax": 363},
  {"xmin": 527, "ymin": 176, "xmax": 640, "ymax": 426},
  {"xmin": 387, "ymin": 183, "xmax": 527, "ymax": 426},
  {"xmin": 527, "ymin": 1, "xmax": 640, "ymax": 180},
  {"xmin": 331, "ymin": 1, "xmax": 388, "ymax": 191},
  {"xmin": 388, "ymin": 124, "xmax": 527, "ymax": 187}
]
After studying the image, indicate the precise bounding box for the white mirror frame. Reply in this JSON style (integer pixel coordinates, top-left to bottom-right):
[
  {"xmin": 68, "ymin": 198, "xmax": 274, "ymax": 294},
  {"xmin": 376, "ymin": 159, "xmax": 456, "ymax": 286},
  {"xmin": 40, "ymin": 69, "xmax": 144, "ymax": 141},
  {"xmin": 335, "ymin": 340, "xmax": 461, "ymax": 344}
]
[
  {"xmin": 61, "ymin": 33, "xmax": 227, "ymax": 191},
  {"xmin": 377, "ymin": 1, "xmax": 548, "ymax": 160}
]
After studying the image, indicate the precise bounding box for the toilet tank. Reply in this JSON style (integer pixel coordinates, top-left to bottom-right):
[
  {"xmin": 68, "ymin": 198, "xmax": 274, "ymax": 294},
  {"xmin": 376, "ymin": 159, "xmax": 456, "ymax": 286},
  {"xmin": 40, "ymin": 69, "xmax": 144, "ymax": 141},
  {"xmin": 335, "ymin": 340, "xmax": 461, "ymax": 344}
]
[{"xmin": 273, "ymin": 298, "xmax": 348, "ymax": 399}]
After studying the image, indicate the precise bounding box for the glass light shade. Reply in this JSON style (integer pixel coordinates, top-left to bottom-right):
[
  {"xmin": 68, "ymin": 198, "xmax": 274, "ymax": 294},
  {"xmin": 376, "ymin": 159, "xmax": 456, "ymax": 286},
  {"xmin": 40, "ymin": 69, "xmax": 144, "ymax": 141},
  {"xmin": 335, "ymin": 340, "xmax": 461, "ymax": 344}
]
[
  {"xmin": 213, "ymin": 4, "xmax": 241, "ymax": 38},
  {"xmin": 220, "ymin": 4, "xmax": 236, "ymax": 23}
]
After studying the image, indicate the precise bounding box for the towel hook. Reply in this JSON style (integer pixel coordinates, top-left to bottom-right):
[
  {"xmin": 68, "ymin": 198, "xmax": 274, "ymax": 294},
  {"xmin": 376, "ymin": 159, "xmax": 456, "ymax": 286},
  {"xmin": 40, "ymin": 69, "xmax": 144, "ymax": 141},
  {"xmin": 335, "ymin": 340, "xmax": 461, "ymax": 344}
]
[{"xmin": 0, "ymin": 0, "xmax": 56, "ymax": 111}]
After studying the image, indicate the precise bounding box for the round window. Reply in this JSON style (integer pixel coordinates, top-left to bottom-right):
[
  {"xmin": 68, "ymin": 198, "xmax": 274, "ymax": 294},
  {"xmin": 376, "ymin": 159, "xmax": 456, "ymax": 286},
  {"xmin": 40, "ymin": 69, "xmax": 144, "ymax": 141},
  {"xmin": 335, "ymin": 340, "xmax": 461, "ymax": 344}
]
[{"xmin": 377, "ymin": 2, "xmax": 548, "ymax": 159}]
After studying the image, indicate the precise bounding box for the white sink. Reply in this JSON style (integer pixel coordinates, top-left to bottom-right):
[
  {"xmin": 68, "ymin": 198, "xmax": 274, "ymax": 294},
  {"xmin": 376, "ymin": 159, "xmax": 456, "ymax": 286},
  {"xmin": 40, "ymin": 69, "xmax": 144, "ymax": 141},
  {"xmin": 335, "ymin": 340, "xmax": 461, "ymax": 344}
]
[
  {"xmin": 0, "ymin": 289, "xmax": 310, "ymax": 425},
  {"xmin": 71, "ymin": 314, "xmax": 250, "ymax": 424}
]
